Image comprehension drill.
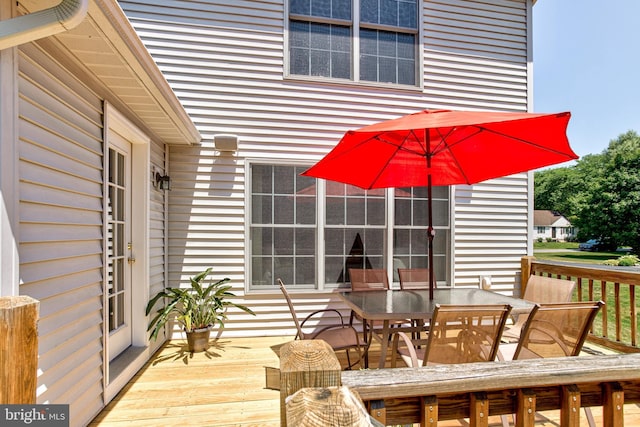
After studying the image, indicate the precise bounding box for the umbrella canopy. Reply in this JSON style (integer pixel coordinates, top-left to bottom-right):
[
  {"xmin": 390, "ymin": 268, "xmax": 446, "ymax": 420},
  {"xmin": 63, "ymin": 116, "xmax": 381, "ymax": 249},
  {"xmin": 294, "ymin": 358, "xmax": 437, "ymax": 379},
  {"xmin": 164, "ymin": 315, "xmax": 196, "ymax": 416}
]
[{"xmin": 303, "ymin": 109, "xmax": 577, "ymax": 299}]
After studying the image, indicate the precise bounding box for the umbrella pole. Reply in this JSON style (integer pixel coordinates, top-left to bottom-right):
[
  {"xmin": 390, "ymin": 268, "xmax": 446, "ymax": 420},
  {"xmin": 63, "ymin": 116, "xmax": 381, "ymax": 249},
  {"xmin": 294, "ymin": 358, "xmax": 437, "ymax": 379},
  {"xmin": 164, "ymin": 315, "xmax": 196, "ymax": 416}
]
[
  {"xmin": 427, "ymin": 174, "xmax": 435, "ymax": 300},
  {"xmin": 425, "ymin": 128, "xmax": 435, "ymax": 300}
]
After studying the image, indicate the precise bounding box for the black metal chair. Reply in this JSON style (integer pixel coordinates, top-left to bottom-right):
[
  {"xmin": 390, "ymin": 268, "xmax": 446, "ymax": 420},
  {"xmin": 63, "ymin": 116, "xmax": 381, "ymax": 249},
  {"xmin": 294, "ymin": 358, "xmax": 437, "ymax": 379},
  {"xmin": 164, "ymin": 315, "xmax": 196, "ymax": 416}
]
[{"xmin": 278, "ymin": 278, "xmax": 364, "ymax": 370}]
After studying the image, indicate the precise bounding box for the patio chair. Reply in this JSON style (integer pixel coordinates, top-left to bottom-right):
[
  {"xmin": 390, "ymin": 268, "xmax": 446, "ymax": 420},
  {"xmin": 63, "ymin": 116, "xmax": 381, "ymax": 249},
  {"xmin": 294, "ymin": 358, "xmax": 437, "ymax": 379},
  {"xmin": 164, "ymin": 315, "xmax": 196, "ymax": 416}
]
[
  {"xmin": 390, "ymin": 303, "xmax": 512, "ymax": 368},
  {"xmin": 498, "ymin": 300, "xmax": 604, "ymax": 427},
  {"xmin": 398, "ymin": 268, "xmax": 431, "ymax": 290},
  {"xmin": 398, "ymin": 268, "xmax": 433, "ymax": 337},
  {"xmin": 348, "ymin": 268, "xmax": 389, "ymax": 328},
  {"xmin": 278, "ymin": 278, "xmax": 364, "ymax": 370},
  {"xmin": 502, "ymin": 275, "xmax": 576, "ymax": 342},
  {"xmin": 349, "ymin": 268, "xmax": 390, "ymax": 291}
]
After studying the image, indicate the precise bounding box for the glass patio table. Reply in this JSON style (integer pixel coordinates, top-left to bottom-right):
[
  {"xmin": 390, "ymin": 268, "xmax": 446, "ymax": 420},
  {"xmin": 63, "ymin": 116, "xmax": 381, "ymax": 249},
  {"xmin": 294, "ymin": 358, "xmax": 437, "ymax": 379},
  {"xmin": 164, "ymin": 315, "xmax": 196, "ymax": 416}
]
[{"xmin": 338, "ymin": 287, "xmax": 535, "ymax": 369}]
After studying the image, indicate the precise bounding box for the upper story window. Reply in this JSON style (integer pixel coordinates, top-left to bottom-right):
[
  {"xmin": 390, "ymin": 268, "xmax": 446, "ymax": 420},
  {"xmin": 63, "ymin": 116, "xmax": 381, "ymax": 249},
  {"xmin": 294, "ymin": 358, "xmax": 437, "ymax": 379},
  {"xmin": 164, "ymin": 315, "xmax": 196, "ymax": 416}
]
[{"xmin": 288, "ymin": 0, "xmax": 418, "ymax": 86}]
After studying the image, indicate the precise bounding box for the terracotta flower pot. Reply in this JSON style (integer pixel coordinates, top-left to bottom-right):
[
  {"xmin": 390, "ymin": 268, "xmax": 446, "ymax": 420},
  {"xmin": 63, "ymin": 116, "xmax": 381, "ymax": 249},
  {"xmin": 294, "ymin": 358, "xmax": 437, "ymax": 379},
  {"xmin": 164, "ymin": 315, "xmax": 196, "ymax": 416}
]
[{"xmin": 186, "ymin": 327, "xmax": 211, "ymax": 352}]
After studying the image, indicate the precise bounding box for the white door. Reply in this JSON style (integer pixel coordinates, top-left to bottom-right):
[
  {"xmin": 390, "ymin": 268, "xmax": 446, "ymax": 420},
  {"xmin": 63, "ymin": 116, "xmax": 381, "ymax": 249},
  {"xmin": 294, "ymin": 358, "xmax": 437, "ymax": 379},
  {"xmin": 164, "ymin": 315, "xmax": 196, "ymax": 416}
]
[{"xmin": 107, "ymin": 140, "xmax": 133, "ymax": 361}]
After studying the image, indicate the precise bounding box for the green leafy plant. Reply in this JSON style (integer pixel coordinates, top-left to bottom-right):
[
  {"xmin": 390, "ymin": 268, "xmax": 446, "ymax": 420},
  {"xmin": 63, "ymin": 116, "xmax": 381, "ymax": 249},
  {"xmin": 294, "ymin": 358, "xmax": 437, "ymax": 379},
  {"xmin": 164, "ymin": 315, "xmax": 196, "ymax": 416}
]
[
  {"xmin": 617, "ymin": 255, "xmax": 640, "ymax": 266},
  {"xmin": 603, "ymin": 254, "xmax": 639, "ymax": 267},
  {"xmin": 145, "ymin": 268, "xmax": 255, "ymax": 341}
]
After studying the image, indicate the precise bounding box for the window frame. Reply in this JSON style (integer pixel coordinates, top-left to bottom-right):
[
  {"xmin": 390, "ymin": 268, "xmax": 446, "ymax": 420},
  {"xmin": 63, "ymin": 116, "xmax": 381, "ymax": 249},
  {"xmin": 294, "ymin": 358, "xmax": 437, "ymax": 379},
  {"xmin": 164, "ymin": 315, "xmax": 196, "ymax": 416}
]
[
  {"xmin": 284, "ymin": 0, "xmax": 423, "ymax": 88},
  {"xmin": 245, "ymin": 160, "xmax": 451, "ymax": 293}
]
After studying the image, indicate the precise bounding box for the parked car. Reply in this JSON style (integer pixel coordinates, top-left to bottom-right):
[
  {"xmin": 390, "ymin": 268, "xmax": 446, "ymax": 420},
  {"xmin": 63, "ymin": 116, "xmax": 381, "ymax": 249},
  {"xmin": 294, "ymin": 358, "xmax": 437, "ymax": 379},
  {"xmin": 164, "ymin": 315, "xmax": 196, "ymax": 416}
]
[
  {"xmin": 579, "ymin": 239, "xmax": 601, "ymax": 251},
  {"xmin": 579, "ymin": 239, "xmax": 618, "ymax": 252}
]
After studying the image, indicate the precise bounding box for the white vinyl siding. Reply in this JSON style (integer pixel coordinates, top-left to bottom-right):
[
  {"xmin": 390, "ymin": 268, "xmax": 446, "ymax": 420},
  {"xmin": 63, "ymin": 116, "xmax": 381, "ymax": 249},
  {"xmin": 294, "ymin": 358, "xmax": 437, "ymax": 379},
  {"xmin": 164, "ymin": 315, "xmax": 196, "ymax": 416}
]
[
  {"xmin": 423, "ymin": 0, "xmax": 528, "ymax": 110},
  {"xmin": 18, "ymin": 41, "xmax": 170, "ymax": 425},
  {"xmin": 149, "ymin": 141, "xmax": 169, "ymax": 325},
  {"xmin": 18, "ymin": 43, "xmax": 105, "ymax": 426},
  {"xmin": 120, "ymin": 0, "xmax": 532, "ymax": 337},
  {"xmin": 453, "ymin": 175, "xmax": 530, "ymax": 291}
]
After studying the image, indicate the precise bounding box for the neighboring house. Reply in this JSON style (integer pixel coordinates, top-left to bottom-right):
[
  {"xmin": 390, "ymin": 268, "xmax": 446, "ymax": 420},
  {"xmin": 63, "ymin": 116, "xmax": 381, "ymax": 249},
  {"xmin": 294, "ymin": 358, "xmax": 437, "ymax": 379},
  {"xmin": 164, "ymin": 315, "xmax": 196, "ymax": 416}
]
[
  {"xmin": 0, "ymin": 0, "xmax": 542, "ymax": 425},
  {"xmin": 534, "ymin": 210, "xmax": 575, "ymax": 242}
]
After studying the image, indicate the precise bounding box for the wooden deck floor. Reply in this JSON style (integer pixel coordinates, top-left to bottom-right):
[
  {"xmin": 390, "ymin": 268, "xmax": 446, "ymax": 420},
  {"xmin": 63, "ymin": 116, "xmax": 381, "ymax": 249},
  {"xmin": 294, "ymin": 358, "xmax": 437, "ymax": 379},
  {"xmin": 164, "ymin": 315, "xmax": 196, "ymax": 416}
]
[{"xmin": 90, "ymin": 336, "xmax": 640, "ymax": 426}]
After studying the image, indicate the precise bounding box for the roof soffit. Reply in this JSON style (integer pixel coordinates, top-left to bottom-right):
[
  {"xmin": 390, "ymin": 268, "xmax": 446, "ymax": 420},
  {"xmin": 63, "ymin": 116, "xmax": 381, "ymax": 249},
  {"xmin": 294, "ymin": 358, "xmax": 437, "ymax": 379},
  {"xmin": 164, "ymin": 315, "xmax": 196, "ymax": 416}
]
[{"xmin": 17, "ymin": 0, "xmax": 201, "ymax": 145}]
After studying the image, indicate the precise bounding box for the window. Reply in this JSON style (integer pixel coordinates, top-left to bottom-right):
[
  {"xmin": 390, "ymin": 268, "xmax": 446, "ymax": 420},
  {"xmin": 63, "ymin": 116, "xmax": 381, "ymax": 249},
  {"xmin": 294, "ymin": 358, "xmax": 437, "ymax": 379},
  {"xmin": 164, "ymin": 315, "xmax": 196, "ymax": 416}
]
[
  {"xmin": 250, "ymin": 164, "xmax": 317, "ymax": 289},
  {"xmin": 288, "ymin": 0, "xmax": 418, "ymax": 86},
  {"xmin": 393, "ymin": 186, "xmax": 449, "ymax": 282},
  {"xmin": 248, "ymin": 163, "xmax": 450, "ymax": 291},
  {"xmin": 324, "ymin": 182, "xmax": 386, "ymax": 284}
]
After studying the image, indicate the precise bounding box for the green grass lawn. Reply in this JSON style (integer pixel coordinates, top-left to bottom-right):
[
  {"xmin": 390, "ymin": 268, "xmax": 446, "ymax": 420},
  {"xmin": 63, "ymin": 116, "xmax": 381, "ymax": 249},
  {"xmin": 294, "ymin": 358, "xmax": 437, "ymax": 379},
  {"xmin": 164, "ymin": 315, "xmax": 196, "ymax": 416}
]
[
  {"xmin": 533, "ymin": 241, "xmax": 638, "ymax": 345},
  {"xmin": 535, "ymin": 251, "xmax": 625, "ymax": 264},
  {"xmin": 533, "ymin": 241, "xmax": 627, "ymax": 265},
  {"xmin": 533, "ymin": 241, "xmax": 579, "ymax": 250},
  {"xmin": 533, "ymin": 240, "xmax": 629, "ymax": 270}
]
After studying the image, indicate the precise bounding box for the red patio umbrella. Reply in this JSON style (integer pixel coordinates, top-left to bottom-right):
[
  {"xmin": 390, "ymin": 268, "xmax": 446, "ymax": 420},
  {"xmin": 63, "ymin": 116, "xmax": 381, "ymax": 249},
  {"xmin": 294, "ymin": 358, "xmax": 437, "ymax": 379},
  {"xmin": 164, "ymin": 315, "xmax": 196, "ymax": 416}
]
[{"xmin": 303, "ymin": 109, "xmax": 577, "ymax": 299}]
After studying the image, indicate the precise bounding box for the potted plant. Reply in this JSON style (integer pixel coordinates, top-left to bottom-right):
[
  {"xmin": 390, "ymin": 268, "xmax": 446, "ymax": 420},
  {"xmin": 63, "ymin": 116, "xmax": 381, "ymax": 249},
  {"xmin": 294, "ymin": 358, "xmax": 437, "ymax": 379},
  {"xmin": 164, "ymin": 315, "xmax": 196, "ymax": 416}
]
[{"xmin": 145, "ymin": 267, "xmax": 255, "ymax": 352}]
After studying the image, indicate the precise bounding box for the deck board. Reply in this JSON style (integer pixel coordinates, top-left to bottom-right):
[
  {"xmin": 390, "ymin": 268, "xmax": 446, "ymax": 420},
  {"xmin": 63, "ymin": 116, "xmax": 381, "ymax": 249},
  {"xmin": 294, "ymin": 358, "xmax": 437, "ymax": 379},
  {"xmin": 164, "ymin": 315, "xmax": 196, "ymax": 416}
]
[{"xmin": 90, "ymin": 336, "xmax": 640, "ymax": 426}]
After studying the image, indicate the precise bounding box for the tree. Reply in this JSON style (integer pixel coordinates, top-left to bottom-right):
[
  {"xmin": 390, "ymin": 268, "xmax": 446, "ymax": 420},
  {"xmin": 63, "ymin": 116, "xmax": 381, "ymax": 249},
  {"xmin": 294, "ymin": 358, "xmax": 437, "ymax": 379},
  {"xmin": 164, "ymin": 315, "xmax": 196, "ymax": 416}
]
[
  {"xmin": 534, "ymin": 152, "xmax": 604, "ymax": 222},
  {"xmin": 534, "ymin": 166, "xmax": 582, "ymax": 222},
  {"xmin": 535, "ymin": 130, "xmax": 640, "ymax": 253},
  {"xmin": 575, "ymin": 131, "xmax": 640, "ymax": 252}
]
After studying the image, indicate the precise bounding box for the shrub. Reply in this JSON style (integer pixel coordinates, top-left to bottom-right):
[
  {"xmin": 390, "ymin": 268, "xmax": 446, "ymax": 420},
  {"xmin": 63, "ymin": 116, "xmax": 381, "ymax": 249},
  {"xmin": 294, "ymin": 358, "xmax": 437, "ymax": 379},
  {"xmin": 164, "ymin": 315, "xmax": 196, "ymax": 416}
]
[
  {"xmin": 618, "ymin": 255, "xmax": 640, "ymax": 267},
  {"xmin": 603, "ymin": 255, "xmax": 640, "ymax": 267}
]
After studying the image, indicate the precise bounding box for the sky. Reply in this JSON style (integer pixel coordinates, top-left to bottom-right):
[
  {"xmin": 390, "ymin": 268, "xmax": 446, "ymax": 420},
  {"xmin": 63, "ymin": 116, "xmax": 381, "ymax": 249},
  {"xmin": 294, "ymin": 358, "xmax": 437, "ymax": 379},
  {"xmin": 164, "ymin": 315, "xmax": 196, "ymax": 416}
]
[{"xmin": 533, "ymin": 1, "xmax": 640, "ymax": 158}]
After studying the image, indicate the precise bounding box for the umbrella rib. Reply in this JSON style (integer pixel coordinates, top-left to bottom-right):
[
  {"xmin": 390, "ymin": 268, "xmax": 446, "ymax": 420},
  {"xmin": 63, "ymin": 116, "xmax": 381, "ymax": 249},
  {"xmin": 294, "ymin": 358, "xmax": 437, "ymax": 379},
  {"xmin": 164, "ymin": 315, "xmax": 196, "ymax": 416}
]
[
  {"xmin": 427, "ymin": 126, "xmax": 476, "ymax": 184},
  {"xmin": 366, "ymin": 133, "xmax": 417, "ymax": 187},
  {"xmin": 430, "ymin": 126, "xmax": 457, "ymax": 155},
  {"xmin": 433, "ymin": 125, "xmax": 576, "ymax": 184},
  {"xmin": 486, "ymin": 127, "xmax": 576, "ymax": 157},
  {"xmin": 447, "ymin": 125, "xmax": 576, "ymax": 158},
  {"xmin": 377, "ymin": 129, "xmax": 429, "ymax": 156}
]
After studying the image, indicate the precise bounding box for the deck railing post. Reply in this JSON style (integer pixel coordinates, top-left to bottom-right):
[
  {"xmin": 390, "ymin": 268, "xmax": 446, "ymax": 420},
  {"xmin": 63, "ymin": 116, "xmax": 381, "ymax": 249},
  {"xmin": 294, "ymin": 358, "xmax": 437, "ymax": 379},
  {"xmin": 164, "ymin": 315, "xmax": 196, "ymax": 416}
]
[
  {"xmin": 560, "ymin": 384, "xmax": 581, "ymax": 427},
  {"xmin": 470, "ymin": 392, "xmax": 489, "ymax": 427},
  {"xmin": 279, "ymin": 339, "xmax": 341, "ymax": 426},
  {"xmin": 0, "ymin": 296, "xmax": 39, "ymax": 404},
  {"xmin": 515, "ymin": 389, "xmax": 536, "ymax": 427},
  {"xmin": 520, "ymin": 256, "xmax": 535, "ymax": 296},
  {"xmin": 603, "ymin": 382, "xmax": 624, "ymax": 427},
  {"xmin": 285, "ymin": 386, "xmax": 374, "ymax": 426}
]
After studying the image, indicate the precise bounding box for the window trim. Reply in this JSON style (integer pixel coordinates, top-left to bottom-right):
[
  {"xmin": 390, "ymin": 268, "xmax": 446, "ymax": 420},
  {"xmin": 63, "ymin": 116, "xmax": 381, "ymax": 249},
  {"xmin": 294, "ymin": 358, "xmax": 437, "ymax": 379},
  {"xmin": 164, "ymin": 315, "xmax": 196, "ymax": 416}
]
[
  {"xmin": 284, "ymin": 0, "xmax": 424, "ymax": 89},
  {"xmin": 245, "ymin": 159, "xmax": 452, "ymax": 293}
]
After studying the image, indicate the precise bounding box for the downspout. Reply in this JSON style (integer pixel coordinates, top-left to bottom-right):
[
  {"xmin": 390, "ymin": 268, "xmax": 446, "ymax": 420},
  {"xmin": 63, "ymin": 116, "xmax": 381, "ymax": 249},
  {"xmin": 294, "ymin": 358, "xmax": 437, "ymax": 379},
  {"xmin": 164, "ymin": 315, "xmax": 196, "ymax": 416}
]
[{"xmin": 0, "ymin": 0, "xmax": 88, "ymax": 50}]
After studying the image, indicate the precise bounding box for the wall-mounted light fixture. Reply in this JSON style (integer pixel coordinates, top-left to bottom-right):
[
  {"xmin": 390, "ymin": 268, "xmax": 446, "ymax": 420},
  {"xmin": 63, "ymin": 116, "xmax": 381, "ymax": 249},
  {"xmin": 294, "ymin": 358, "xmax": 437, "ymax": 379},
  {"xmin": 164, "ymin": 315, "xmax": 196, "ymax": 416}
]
[
  {"xmin": 214, "ymin": 134, "xmax": 239, "ymax": 152},
  {"xmin": 155, "ymin": 172, "xmax": 171, "ymax": 191}
]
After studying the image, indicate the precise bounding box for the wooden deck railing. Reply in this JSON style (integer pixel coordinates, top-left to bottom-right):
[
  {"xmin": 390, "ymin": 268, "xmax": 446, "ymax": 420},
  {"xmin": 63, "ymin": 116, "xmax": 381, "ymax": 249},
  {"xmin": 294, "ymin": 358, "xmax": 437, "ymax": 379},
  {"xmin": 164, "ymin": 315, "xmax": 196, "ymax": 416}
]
[
  {"xmin": 521, "ymin": 256, "xmax": 640, "ymax": 353},
  {"xmin": 280, "ymin": 341, "xmax": 640, "ymax": 426},
  {"xmin": 341, "ymin": 353, "xmax": 640, "ymax": 426}
]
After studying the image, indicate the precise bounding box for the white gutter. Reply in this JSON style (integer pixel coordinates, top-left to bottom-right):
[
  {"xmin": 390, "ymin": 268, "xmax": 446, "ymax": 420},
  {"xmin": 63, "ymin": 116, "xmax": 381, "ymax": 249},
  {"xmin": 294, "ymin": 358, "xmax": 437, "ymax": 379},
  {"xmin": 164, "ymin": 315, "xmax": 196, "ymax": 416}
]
[{"xmin": 0, "ymin": 0, "xmax": 88, "ymax": 50}]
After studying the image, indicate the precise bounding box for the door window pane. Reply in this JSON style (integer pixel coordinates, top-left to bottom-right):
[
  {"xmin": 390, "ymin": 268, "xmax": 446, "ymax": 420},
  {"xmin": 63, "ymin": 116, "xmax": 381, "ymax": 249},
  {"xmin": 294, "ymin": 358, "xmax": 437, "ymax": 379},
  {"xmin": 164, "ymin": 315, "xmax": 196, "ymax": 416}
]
[{"xmin": 107, "ymin": 148, "xmax": 127, "ymax": 332}]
